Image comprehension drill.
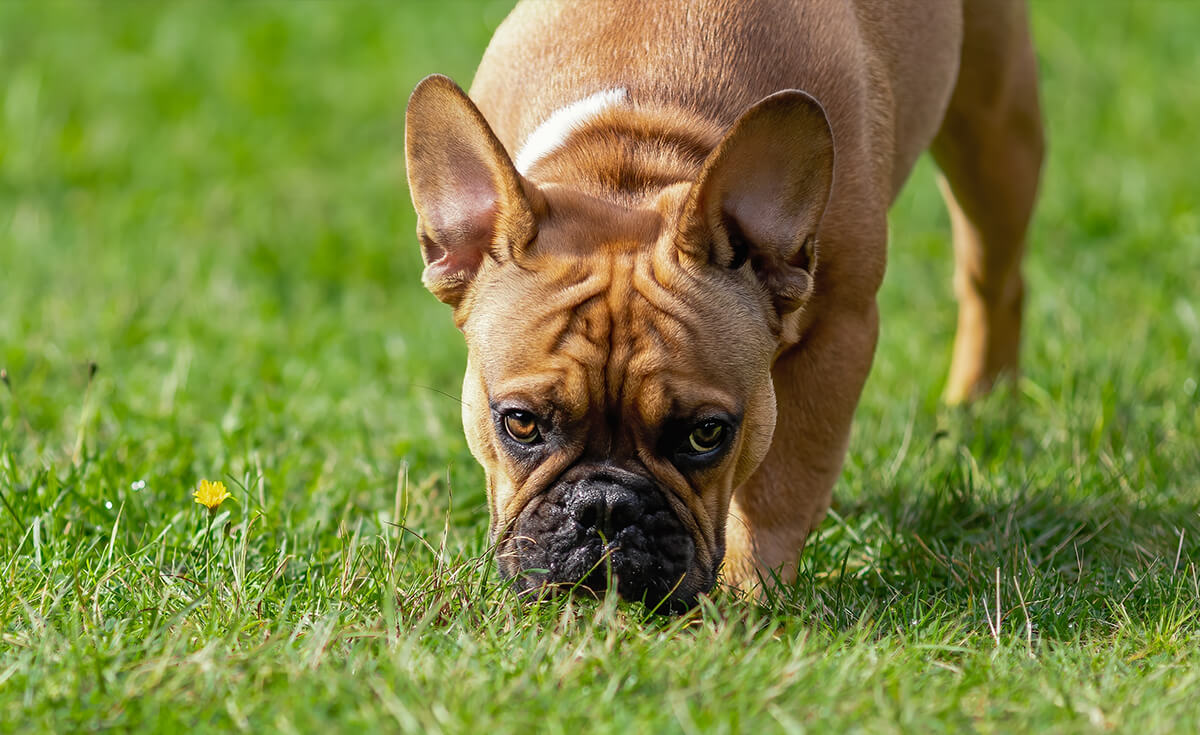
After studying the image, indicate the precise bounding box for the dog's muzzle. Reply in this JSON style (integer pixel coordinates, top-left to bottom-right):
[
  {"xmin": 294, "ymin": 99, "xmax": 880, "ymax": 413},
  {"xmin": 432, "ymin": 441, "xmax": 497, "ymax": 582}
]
[{"xmin": 503, "ymin": 466, "xmax": 704, "ymax": 610}]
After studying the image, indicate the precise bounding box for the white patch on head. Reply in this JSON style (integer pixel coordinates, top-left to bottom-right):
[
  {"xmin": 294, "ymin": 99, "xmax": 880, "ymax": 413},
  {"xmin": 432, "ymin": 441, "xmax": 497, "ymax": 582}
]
[{"xmin": 514, "ymin": 88, "xmax": 629, "ymax": 175}]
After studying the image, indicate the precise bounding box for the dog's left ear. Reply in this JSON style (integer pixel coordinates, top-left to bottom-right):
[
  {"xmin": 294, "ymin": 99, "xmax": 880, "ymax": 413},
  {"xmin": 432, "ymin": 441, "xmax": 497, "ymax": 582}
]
[{"xmin": 678, "ymin": 90, "xmax": 834, "ymax": 315}]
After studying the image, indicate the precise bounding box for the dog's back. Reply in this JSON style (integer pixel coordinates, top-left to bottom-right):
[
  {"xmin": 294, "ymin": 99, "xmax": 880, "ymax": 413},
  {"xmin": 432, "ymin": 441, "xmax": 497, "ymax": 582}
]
[{"xmin": 470, "ymin": 0, "xmax": 963, "ymax": 200}]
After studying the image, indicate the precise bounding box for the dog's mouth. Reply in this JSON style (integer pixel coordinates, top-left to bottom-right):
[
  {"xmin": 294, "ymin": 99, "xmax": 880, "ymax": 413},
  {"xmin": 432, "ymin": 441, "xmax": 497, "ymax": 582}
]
[{"xmin": 498, "ymin": 470, "xmax": 711, "ymax": 611}]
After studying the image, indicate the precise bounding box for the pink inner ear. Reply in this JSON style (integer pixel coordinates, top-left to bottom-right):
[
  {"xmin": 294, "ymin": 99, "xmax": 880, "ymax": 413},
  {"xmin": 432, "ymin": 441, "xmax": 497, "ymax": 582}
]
[
  {"xmin": 695, "ymin": 90, "xmax": 833, "ymax": 264},
  {"xmin": 426, "ymin": 181, "xmax": 498, "ymax": 246},
  {"xmin": 424, "ymin": 244, "xmax": 484, "ymax": 289},
  {"xmin": 715, "ymin": 132, "xmax": 826, "ymax": 258},
  {"xmin": 423, "ymin": 186, "xmax": 498, "ymax": 277},
  {"xmin": 723, "ymin": 188, "xmax": 790, "ymax": 254}
]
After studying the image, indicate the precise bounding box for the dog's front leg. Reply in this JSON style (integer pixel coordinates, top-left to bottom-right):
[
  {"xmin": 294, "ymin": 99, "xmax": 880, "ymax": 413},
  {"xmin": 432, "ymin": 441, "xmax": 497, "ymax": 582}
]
[{"xmin": 723, "ymin": 292, "xmax": 880, "ymax": 598}]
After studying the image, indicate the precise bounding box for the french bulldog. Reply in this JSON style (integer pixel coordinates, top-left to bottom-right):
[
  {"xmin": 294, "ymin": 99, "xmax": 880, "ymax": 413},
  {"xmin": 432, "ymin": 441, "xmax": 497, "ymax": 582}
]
[{"xmin": 404, "ymin": 0, "xmax": 1043, "ymax": 608}]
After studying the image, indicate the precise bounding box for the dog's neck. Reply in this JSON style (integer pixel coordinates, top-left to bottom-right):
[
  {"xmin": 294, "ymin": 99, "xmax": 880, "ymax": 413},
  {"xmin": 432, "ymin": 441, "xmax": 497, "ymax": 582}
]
[{"xmin": 515, "ymin": 94, "xmax": 725, "ymax": 206}]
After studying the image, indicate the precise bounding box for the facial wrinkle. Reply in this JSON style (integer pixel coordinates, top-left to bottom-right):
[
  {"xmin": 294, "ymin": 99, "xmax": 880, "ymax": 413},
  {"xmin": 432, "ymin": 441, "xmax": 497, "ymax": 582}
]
[{"xmin": 601, "ymin": 252, "xmax": 635, "ymax": 458}]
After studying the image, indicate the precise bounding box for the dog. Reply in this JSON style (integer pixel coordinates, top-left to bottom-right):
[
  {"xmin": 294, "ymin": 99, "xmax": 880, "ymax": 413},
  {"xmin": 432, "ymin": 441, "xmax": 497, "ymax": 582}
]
[{"xmin": 404, "ymin": 0, "xmax": 1043, "ymax": 609}]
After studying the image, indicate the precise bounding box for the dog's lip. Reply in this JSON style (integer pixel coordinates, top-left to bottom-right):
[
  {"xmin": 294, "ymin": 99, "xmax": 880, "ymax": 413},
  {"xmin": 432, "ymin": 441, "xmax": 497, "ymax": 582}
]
[
  {"xmin": 503, "ymin": 551, "xmax": 716, "ymax": 612},
  {"xmin": 496, "ymin": 506, "xmax": 713, "ymax": 579}
]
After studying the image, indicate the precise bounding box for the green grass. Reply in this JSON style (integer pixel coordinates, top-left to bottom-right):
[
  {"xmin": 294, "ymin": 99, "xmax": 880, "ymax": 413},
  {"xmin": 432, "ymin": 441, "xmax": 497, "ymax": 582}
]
[{"xmin": 2, "ymin": 1, "xmax": 1198, "ymax": 732}]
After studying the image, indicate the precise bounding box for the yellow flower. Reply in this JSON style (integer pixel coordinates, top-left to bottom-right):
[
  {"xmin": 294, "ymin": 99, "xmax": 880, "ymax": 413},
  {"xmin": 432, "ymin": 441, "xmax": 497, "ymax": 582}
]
[{"xmin": 193, "ymin": 479, "xmax": 231, "ymax": 511}]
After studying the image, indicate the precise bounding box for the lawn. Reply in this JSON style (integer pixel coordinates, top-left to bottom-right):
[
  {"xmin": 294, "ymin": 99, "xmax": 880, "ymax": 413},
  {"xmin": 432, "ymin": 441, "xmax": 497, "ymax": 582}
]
[{"xmin": 2, "ymin": 2, "xmax": 1198, "ymax": 732}]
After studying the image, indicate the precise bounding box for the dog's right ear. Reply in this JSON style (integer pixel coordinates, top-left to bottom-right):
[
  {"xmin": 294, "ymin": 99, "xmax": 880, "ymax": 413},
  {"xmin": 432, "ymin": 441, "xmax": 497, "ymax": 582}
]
[
  {"xmin": 677, "ymin": 90, "xmax": 834, "ymax": 317},
  {"xmin": 405, "ymin": 75, "xmax": 538, "ymax": 307}
]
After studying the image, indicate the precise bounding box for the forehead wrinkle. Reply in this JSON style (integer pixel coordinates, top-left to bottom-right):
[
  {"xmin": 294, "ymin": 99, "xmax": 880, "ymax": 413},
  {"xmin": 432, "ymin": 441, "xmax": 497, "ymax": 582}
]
[
  {"xmin": 629, "ymin": 250, "xmax": 745, "ymax": 370},
  {"xmin": 631, "ymin": 254, "xmax": 703, "ymax": 328},
  {"xmin": 533, "ymin": 268, "xmax": 610, "ymax": 317},
  {"xmin": 600, "ymin": 253, "xmax": 635, "ymax": 448},
  {"xmin": 599, "ymin": 255, "xmax": 692, "ymax": 432},
  {"xmin": 578, "ymin": 278, "xmax": 613, "ymax": 432},
  {"xmin": 638, "ymin": 293, "xmax": 707, "ymax": 359},
  {"xmin": 628, "ymin": 259, "xmax": 709, "ymax": 377},
  {"xmin": 473, "ymin": 261, "xmax": 609, "ymax": 366},
  {"xmin": 546, "ymin": 292, "xmax": 607, "ymax": 369},
  {"xmin": 529, "ymin": 257, "xmax": 617, "ymax": 438},
  {"xmin": 619, "ymin": 252, "xmax": 761, "ymax": 429},
  {"xmin": 622, "ymin": 318, "xmax": 676, "ymax": 424}
]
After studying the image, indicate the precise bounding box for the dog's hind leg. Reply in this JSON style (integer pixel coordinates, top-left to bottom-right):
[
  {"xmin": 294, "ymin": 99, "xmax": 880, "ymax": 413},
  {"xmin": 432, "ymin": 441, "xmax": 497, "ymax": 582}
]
[{"xmin": 933, "ymin": 0, "xmax": 1045, "ymax": 403}]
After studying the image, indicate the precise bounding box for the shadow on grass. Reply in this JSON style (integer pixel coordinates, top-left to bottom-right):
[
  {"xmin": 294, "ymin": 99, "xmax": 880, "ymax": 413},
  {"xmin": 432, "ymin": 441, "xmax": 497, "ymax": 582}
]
[{"xmin": 766, "ymin": 473, "xmax": 1200, "ymax": 641}]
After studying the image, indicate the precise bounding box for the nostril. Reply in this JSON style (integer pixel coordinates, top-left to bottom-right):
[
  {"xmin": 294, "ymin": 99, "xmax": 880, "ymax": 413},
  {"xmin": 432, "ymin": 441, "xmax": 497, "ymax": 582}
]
[
  {"xmin": 569, "ymin": 484, "xmax": 645, "ymax": 539},
  {"xmin": 606, "ymin": 491, "xmax": 643, "ymax": 533},
  {"xmin": 569, "ymin": 486, "xmax": 603, "ymax": 532},
  {"xmin": 576, "ymin": 501, "xmax": 599, "ymax": 531}
]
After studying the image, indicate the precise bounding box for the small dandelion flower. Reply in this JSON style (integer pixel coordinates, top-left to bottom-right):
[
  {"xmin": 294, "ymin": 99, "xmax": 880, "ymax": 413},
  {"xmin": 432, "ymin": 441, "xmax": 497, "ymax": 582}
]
[{"xmin": 193, "ymin": 479, "xmax": 231, "ymax": 511}]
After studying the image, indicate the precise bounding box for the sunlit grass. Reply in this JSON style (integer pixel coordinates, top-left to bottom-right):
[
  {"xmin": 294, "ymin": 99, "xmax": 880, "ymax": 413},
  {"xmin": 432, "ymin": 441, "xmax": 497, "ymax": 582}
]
[{"xmin": 2, "ymin": 1, "xmax": 1198, "ymax": 731}]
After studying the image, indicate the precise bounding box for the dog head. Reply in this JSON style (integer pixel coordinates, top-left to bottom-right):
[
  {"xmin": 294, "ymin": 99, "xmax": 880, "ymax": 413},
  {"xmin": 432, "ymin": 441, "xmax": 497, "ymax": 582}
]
[{"xmin": 405, "ymin": 75, "xmax": 833, "ymax": 609}]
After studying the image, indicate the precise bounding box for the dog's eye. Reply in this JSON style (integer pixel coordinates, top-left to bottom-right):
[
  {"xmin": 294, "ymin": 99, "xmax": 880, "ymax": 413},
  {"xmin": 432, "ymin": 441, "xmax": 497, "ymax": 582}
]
[
  {"xmin": 502, "ymin": 410, "xmax": 542, "ymax": 444},
  {"xmin": 685, "ymin": 420, "xmax": 728, "ymax": 454}
]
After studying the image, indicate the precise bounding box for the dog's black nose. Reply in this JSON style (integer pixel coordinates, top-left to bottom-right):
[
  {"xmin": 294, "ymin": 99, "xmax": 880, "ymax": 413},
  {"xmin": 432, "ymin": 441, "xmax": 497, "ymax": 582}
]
[
  {"xmin": 508, "ymin": 466, "xmax": 700, "ymax": 609},
  {"xmin": 568, "ymin": 481, "xmax": 646, "ymax": 539}
]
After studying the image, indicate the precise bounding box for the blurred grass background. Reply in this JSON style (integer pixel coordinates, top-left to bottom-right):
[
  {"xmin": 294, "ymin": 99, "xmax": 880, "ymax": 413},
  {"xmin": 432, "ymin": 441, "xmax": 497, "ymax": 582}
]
[{"xmin": 2, "ymin": 1, "xmax": 1198, "ymax": 732}]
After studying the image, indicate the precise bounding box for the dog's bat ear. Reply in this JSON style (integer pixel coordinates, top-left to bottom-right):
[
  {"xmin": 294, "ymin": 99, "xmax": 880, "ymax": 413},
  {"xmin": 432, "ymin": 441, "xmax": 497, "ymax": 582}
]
[
  {"xmin": 678, "ymin": 90, "xmax": 834, "ymax": 315},
  {"xmin": 405, "ymin": 74, "xmax": 540, "ymax": 308}
]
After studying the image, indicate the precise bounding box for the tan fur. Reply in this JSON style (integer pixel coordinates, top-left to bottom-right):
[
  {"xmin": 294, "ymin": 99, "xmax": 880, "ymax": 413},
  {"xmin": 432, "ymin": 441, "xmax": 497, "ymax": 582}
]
[{"xmin": 405, "ymin": 0, "xmax": 1043, "ymax": 598}]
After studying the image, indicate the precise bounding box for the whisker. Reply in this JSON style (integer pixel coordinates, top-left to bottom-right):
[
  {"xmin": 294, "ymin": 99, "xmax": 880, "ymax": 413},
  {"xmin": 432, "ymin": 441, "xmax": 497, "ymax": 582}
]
[{"xmin": 412, "ymin": 383, "xmax": 471, "ymax": 409}]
